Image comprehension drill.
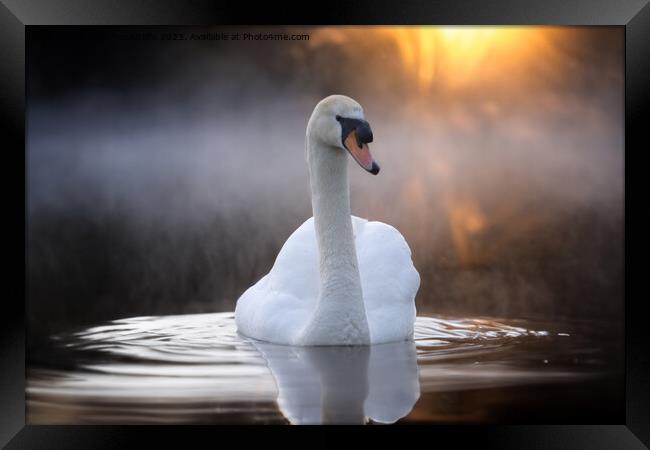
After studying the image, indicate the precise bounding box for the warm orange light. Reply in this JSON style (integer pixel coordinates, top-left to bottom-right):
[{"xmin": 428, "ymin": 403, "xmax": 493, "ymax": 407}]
[
  {"xmin": 308, "ymin": 26, "xmax": 553, "ymax": 93},
  {"xmin": 385, "ymin": 28, "xmax": 439, "ymax": 91},
  {"xmin": 381, "ymin": 26, "xmax": 544, "ymax": 91},
  {"xmin": 444, "ymin": 194, "xmax": 486, "ymax": 265}
]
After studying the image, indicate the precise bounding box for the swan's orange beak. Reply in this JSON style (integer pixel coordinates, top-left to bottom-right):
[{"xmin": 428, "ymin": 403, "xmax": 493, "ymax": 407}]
[{"xmin": 343, "ymin": 129, "xmax": 380, "ymax": 175}]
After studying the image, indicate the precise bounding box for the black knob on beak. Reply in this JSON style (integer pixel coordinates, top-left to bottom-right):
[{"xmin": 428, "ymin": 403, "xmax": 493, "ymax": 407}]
[{"xmin": 355, "ymin": 120, "xmax": 373, "ymax": 148}]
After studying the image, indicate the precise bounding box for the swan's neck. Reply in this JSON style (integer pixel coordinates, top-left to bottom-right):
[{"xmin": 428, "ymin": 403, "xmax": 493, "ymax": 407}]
[{"xmin": 300, "ymin": 136, "xmax": 370, "ymax": 345}]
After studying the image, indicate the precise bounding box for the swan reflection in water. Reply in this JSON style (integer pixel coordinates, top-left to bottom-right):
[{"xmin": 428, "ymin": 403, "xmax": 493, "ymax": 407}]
[{"xmin": 253, "ymin": 340, "xmax": 419, "ymax": 424}]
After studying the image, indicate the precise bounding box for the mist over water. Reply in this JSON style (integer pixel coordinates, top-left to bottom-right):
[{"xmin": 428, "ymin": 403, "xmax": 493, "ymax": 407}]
[{"xmin": 27, "ymin": 26, "xmax": 624, "ymax": 343}]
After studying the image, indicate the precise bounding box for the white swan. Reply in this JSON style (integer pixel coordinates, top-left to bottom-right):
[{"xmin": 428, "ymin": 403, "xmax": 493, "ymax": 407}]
[{"xmin": 235, "ymin": 95, "xmax": 420, "ymax": 345}]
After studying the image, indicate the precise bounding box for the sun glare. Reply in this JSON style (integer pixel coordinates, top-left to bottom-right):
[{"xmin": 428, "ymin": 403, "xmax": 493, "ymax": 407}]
[{"xmin": 382, "ymin": 26, "xmax": 541, "ymax": 91}]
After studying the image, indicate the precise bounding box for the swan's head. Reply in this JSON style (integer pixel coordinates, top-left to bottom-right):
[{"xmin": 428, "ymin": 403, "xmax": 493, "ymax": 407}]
[{"xmin": 308, "ymin": 95, "xmax": 380, "ymax": 175}]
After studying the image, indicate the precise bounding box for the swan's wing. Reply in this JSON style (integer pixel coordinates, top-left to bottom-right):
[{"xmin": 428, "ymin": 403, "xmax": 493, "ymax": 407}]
[
  {"xmin": 265, "ymin": 217, "xmax": 320, "ymax": 301},
  {"xmin": 235, "ymin": 218, "xmax": 319, "ymax": 344},
  {"xmin": 355, "ymin": 219, "xmax": 420, "ymax": 343}
]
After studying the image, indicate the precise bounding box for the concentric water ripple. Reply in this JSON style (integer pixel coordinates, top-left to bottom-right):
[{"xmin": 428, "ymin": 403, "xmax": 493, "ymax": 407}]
[{"xmin": 28, "ymin": 313, "xmax": 620, "ymax": 424}]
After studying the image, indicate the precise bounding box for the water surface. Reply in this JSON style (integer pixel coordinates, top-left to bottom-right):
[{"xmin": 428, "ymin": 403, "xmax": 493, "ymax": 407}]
[{"xmin": 27, "ymin": 313, "xmax": 622, "ymax": 424}]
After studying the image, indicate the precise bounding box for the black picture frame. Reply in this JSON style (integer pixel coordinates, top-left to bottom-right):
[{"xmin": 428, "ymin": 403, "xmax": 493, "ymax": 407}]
[{"xmin": 2, "ymin": 0, "xmax": 648, "ymax": 447}]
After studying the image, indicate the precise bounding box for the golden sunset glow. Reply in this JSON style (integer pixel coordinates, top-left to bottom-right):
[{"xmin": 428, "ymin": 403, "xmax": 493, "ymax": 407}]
[
  {"xmin": 383, "ymin": 28, "xmax": 438, "ymax": 90},
  {"xmin": 380, "ymin": 26, "xmax": 546, "ymax": 90},
  {"xmin": 309, "ymin": 26, "xmax": 555, "ymax": 93}
]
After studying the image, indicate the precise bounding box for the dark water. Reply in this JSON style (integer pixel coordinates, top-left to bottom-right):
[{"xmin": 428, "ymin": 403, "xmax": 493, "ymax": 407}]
[{"xmin": 27, "ymin": 313, "xmax": 623, "ymax": 424}]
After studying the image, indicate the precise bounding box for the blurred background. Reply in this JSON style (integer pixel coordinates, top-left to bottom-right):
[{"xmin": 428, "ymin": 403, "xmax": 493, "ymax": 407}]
[{"xmin": 27, "ymin": 26, "xmax": 624, "ymax": 346}]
